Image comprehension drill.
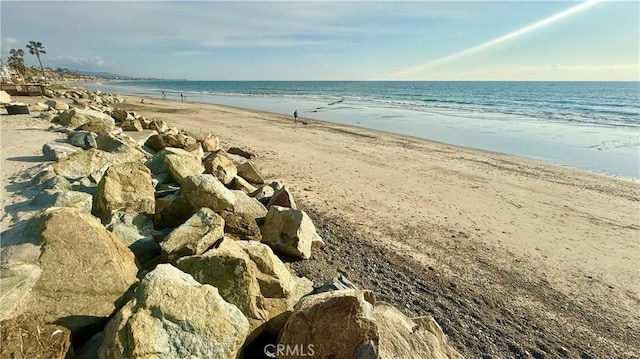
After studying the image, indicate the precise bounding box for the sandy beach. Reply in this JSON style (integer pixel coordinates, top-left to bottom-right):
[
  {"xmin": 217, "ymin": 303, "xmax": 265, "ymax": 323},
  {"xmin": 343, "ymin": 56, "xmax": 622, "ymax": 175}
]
[{"xmin": 2, "ymin": 93, "xmax": 639, "ymax": 357}]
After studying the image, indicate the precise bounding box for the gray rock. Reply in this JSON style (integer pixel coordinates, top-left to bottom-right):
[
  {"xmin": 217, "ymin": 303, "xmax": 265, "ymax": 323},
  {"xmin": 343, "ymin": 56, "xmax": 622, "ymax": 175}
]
[
  {"xmin": 219, "ymin": 209, "xmax": 262, "ymax": 242},
  {"xmin": 232, "ymin": 190, "xmax": 268, "ymax": 219},
  {"xmin": 95, "ymin": 133, "xmax": 136, "ymax": 153},
  {"xmin": 26, "ymin": 208, "xmax": 138, "ymax": 333},
  {"xmin": 375, "ymin": 303, "xmax": 465, "ymax": 359},
  {"xmin": 227, "ymin": 146, "xmax": 254, "ymax": 159},
  {"xmin": 160, "ymin": 208, "xmax": 225, "ymax": 262},
  {"xmin": 148, "ymin": 119, "xmax": 169, "ymax": 133},
  {"xmin": 316, "ymin": 274, "xmax": 359, "ymax": 294},
  {"xmin": 68, "ymin": 130, "xmax": 98, "ymax": 149},
  {"xmin": 94, "ymin": 162, "xmax": 155, "ymax": 223},
  {"xmin": 229, "ymin": 175, "xmax": 258, "ymax": 194},
  {"xmin": 267, "ymin": 185, "xmax": 297, "ymax": 209},
  {"xmin": 58, "ymin": 108, "xmax": 115, "ymax": 131},
  {"xmin": 106, "ymin": 212, "xmax": 160, "ymax": 266},
  {"xmin": 237, "ymin": 162, "xmax": 266, "ymax": 184},
  {"xmin": 39, "ymin": 175, "xmax": 72, "ymax": 191},
  {"xmin": 154, "ymin": 194, "xmax": 197, "ymax": 229},
  {"xmin": 201, "ymin": 135, "xmax": 219, "ymax": 152},
  {"xmin": 163, "ymin": 147, "xmax": 204, "ymax": 184},
  {"xmin": 33, "ymin": 190, "xmax": 94, "ymax": 213},
  {"xmin": 44, "ymin": 99, "xmax": 69, "ymax": 111},
  {"xmin": 99, "ymin": 264, "xmax": 250, "ymax": 359},
  {"xmin": 203, "ymin": 151, "xmax": 237, "ymax": 184},
  {"xmin": 42, "ymin": 142, "xmax": 81, "ymax": 161},
  {"xmin": 180, "ymin": 174, "xmax": 236, "ymax": 211},
  {"xmin": 121, "ymin": 118, "xmax": 143, "ymax": 131},
  {"xmin": 260, "ymin": 206, "xmax": 322, "ymax": 259},
  {"xmin": 278, "ymin": 290, "xmax": 378, "ymax": 359}
]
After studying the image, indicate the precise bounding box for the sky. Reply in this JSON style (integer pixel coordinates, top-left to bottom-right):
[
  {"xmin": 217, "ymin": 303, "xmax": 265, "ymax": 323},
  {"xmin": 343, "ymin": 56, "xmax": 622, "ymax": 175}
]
[{"xmin": 1, "ymin": 1, "xmax": 638, "ymax": 81}]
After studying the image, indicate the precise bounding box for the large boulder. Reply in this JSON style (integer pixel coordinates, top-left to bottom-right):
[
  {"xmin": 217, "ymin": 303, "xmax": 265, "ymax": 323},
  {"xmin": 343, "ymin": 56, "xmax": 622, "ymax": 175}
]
[
  {"xmin": 94, "ymin": 162, "xmax": 155, "ymax": 223},
  {"xmin": 77, "ymin": 120, "xmax": 112, "ymax": 134},
  {"xmin": 180, "ymin": 174, "xmax": 235, "ymax": 211},
  {"xmin": 229, "ymin": 175, "xmax": 258, "ymax": 194},
  {"xmin": 144, "ymin": 133, "xmax": 199, "ymax": 152},
  {"xmin": 175, "ymin": 238, "xmax": 266, "ymax": 322},
  {"xmin": 375, "ymin": 303, "xmax": 465, "ymax": 359},
  {"xmin": 203, "ymin": 151, "xmax": 237, "ymax": 184},
  {"xmin": 68, "ymin": 130, "xmax": 98, "ymax": 149},
  {"xmin": 237, "ymin": 162, "xmax": 266, "ymax": 184},
  {"xmin": 232, "ymin": 190, "xmax": 268, "ymax": 219},
  {"xmin": 31, "ymin": 102, "xmax": 51, "ymax": 111},
  {"xmin": 42, "ymin": 142, "xmax": 81, "ymax": 161},
  {"xmin": 162, "ymin": 147, "xmax": 204, "ymax": 184},
  {"xmin": 52, "ymin": 148, "xmax": 113, "ymax": 180},
  {"xmin": 110, "ymin": 109, "xmax": 129, "ymax": 123},
  {"xmin": 260, "ymin": 206, "xmax": 322, "ymax": 259},
  {"xmin": 201, "ymin": 135, "xmax": 219, "ymax": 152},
  {"xmin": 219, "ymin": 209, "xmax": 262, "ymax": 242},
  {"xmin": 58, "ymin": 108, "xmax": 115, "ymax": 131},
  {"xmin": 176, "ymin": 238, "xmax": 312, "ymax": 334},
  {"xmin": 0, "ymin": 315, "xmax": 72, "ymax": 359},
  {"xmin": 153, "ymin": 194, "xmax": 197, "ymax": 229},
  {"xmin": 99, "ymin": 264, "xmax": 249, "ymax": 359},
  {"xmin": 95, "ymin": 134, "xmax": 137, "ymax": 153},
  {"xmin": 267, "ymin": 185, "xmax": 297, "ymax": 209},
  {"xmin": 53, "ymin": 148, "xmax": 145, "ymax": 181},
  {"xmin": 236, "ymin": 240, "xmax": 312, "ymax": 300},
  {"xmin": 121, "ymin": 118, "xmax": 143, "ymax": 132},
  {"xmin": 106, "ymin": 212, "xmax": 160, "ymax": 266},
  {"xmin": 278, "ymin": 290, "xmax": 379, "ymax": 359},
  {"xmin": 148, "ymin": 120, "xmax": 168, "ymax": 133},
  {"xmin": 45, "ymin": 99, "xmax": 70, "ymax": 111},
  {"xmin": 160, "ymin": 208, "xmax": 225, "ymax": 262},
  {"xmin": 237, "ymin": 240, "xmax": 313, "ymax": 333},
  {"xmin": 32, "ymin": 190, "xmax": 93, "ymax": 213},
  {"xmin": 26, "ymin": 208, "xmax": 138, "ymax": 333}
]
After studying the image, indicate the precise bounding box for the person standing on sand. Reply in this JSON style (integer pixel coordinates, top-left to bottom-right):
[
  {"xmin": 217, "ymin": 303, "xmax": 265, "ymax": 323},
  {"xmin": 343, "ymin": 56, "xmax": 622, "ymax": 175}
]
[
  {"xmin": 162, "ymin": 90, "xmax": 165, "ymax": 99},
  {"xmin": 294, "ymin": 110, "xmax": 298, "ymax": 123},
  {"xmin": 180, "ymin": 93, "xmax": 184, "ymax": 101}
]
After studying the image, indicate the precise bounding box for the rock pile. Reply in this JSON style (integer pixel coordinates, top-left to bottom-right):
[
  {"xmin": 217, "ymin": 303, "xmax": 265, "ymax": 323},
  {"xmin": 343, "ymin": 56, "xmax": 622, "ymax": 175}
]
[{"xmin": 0, "ymin": 87, "xmax": 464, "ymax": 358}]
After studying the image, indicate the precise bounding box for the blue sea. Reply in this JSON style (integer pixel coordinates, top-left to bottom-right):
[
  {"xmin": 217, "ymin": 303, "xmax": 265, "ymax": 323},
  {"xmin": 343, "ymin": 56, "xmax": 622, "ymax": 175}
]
[{"xmin": 87, "ymin": 81, "xmax": 640, "ymax": 179}]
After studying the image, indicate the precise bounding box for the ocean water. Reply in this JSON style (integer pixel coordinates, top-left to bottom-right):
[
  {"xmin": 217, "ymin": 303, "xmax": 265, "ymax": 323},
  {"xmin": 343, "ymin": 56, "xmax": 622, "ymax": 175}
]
[{"xmin": 87, "ymin": 81, "xmax": 640, "ymax": 179}]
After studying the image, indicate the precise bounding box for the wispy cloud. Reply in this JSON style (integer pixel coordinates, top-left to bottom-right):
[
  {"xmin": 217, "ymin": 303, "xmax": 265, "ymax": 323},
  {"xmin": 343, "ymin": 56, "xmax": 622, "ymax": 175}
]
[{"xmin": 50, "ymin": 55, "xmax": 108, "ymax": 69}]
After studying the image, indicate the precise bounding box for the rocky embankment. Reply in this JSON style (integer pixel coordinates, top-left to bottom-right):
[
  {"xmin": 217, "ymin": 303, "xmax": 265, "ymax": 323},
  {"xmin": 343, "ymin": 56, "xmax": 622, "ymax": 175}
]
[{"xmin": 0, "ymin": 88, "xmax": 464, "ymax": 358}]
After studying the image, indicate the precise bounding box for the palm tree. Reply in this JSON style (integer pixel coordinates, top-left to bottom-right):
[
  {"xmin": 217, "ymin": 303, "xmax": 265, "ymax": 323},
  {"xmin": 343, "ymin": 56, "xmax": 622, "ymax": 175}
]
[
  {"xmin": 26, "ymin": 41, "xmax": 46, "ymax": 79},
  {"xmin": 7, "ymin": 49, "xmax": 26, "ymax": 77}
]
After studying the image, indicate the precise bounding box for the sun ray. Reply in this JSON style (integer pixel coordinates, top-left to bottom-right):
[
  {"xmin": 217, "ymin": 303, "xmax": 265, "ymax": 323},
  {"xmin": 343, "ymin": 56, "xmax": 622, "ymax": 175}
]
[{"xmin": 393, "ymin": 0, "xmax": 604, "ymax": 79}]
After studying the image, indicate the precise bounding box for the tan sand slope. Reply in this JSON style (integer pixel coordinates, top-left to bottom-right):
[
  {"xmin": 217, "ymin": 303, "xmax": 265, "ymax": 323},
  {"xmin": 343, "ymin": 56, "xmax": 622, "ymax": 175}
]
[
  {"xmin": 2, "ymin": 94, "xmax": 639, "ymax": 356},
  {"xmin": 117, "ymin": 96, "xmax": 640, "ymax": 355}
]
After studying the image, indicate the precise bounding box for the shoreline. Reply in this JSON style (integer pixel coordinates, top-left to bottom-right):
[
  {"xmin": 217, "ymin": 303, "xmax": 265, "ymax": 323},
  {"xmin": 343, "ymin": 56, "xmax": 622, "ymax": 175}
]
[
  {"xmin": 80, "ymin": 82, "xmax": 640, "ymax": 182},
  {"xmin": 2, "ymin": 88, "xmax": 639, "ymax": 356},
  {"xmin": 84, "ymin": 80, "xmax": 640, "ymax": 180}
]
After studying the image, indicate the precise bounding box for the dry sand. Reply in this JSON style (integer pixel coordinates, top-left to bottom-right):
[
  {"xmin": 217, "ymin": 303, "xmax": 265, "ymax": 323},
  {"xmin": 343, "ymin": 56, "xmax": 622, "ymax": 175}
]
[{"xmin": 1, "ymin": 94, "xmax": 639, "ymax": 357}]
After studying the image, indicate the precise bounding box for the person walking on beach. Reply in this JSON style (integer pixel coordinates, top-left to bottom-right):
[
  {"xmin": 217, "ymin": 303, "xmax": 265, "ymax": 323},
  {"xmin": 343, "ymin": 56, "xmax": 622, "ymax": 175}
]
[
  {"xmin": 293, "ymin": 110, "xmax": 298, "ymax": 124},
  {"xmin": 161, "ymin": 90, "xmax": 165, "ymax": 99},
  {"xmin": 180, "ymin": 93, "xmax": 184, "ymax": 101}
]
